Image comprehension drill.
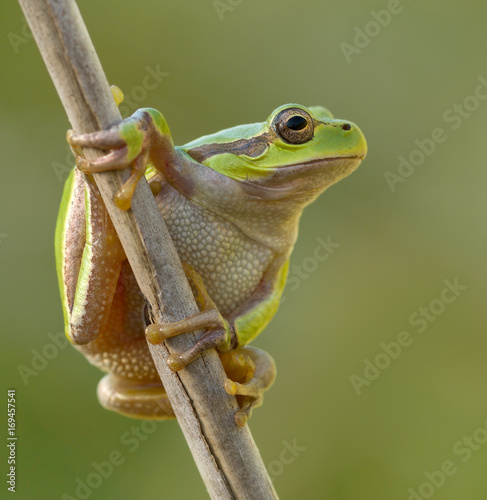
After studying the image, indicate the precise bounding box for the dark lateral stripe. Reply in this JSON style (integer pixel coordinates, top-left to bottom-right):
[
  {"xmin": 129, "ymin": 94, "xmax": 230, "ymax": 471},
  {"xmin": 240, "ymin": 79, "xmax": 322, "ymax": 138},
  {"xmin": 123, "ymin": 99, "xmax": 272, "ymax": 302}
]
[{"xmin": 185, "ymin": 132, "xmax": 272, "ymax": 163}]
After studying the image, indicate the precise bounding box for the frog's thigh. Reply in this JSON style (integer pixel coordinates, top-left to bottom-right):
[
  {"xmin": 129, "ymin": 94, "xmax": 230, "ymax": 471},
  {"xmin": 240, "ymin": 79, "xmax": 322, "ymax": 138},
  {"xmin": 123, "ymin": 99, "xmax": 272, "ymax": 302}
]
[{"xmin": 97, "ymin": 375, "xmax": 175, "ymax": 420}]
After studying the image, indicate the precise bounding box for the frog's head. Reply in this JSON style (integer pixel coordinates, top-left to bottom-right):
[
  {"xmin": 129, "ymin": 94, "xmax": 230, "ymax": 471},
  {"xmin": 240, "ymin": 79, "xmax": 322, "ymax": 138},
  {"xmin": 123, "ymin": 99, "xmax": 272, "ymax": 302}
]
[{"xmin": 183, "ymin": 103, "xmax": 367, "ymax": 208}]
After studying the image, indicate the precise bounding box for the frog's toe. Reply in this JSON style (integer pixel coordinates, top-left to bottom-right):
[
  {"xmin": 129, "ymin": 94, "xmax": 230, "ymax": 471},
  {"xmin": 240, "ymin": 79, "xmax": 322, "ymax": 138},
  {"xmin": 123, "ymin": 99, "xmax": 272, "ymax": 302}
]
[
  {"xmin": 233, "ymin": 400, "xmax": 262, "ymax": 428},
  {"xmin": 74, "ymin": 145, "xmax": 132, "ymax": 172},
  {"xmin": 220, "ymin": 346, "xmax": 276, "ymax": 427},
  {"xmin": 67, "ymin": 128, "xmax": 127, "ymax": 152},
  {"xmin": 112, "ymin": 152, "xmax": 149, "ymax": 210},
  {"xmin": 110, "ymin": 85, "xmax": 124, "ymax": 107},
  {"xmin": 97, "ymin": 374, "xmax": 175, "ymax": 420}
]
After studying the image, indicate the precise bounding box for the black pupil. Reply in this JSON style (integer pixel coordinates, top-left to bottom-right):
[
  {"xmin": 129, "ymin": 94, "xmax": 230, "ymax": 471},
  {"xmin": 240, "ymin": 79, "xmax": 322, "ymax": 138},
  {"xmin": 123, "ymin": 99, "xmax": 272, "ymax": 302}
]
[{"xmin": 286, "ymin": 115, "xmax": 307, "ymax": 131}]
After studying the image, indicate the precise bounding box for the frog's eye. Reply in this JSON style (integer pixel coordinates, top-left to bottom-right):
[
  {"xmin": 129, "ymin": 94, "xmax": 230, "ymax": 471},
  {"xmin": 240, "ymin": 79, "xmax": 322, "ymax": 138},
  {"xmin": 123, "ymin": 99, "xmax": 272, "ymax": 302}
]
[{"xmin": 273, "ymin": 108, "xmax": 314, "ymax": 145}]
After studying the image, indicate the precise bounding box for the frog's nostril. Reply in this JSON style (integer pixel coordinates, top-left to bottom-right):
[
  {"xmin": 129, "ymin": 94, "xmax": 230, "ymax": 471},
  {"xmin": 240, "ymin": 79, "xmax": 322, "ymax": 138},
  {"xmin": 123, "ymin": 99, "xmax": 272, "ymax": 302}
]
[{"xmin": 341, "ymin": 123, "xmax": 351, "ymax": 131}]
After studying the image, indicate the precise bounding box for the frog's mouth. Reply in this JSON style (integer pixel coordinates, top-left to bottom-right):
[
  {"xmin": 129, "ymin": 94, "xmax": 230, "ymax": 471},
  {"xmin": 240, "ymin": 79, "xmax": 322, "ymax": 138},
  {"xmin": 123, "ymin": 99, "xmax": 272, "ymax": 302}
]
[{"xmin": 241, "ymin": 154, "xmax": 364, "ymax": 201}]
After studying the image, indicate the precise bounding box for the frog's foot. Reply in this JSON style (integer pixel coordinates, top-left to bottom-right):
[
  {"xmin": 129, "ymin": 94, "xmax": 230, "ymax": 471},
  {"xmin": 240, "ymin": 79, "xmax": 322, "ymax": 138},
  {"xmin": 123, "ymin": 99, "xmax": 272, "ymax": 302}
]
[
  {"xmin": 97, "ymin": 374, "xmax": 175, "ymax": 420},
  {"xmin": 66, "ymin": 109, "xmax": 158, "ymax": 210},
  {"xmin": 145, "ymin": 263, "xmax": 235, "ymax": 372},
  {"xmin": 220, "ymin": 346, "xmax": 276, "ymax": 427}
]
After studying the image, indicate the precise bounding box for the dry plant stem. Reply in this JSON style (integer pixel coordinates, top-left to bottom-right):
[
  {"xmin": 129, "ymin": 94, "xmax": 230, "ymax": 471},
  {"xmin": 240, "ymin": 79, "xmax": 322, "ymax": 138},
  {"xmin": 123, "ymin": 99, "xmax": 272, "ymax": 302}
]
[{"xmin": 17, "ymin": 1, "xmax": 279, "ymax": 498}]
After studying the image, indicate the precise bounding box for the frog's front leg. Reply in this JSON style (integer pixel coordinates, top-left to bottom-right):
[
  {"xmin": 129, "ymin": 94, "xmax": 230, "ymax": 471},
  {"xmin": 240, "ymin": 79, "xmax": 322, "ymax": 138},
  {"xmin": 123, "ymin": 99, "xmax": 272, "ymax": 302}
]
[{"xmin": 67, "ymin": 108, "xmax": 174, "ymax": 210}]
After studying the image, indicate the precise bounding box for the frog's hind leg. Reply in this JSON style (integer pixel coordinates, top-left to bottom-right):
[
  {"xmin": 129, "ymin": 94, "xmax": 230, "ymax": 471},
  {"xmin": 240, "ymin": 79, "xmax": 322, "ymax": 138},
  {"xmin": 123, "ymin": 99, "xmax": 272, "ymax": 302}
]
[
  {"xmin": 80, "ymin": 263, "xmax": 175, "ymax": 420},
  {"xmin": 220, "ymin": 346, "xmax": 276, "ymax": 427},
  {"xmin": 97, "ymin": 374, "xmax": 174, "ymax": 420},
  {"xmin": 96, "ymin": 345, "xmax": 275, "ymax": 423},
  {"xmin": 58, "ymin": 170, "xmax": 126, "ymax": 345}
]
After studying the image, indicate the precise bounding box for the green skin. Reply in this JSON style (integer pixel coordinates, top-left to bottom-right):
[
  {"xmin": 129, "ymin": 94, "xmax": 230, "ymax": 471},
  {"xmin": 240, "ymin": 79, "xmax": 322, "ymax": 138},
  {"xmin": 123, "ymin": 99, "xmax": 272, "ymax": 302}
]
[{"xmin": 56, "ymin": 103, "xmax": 367, "ymax": 422}]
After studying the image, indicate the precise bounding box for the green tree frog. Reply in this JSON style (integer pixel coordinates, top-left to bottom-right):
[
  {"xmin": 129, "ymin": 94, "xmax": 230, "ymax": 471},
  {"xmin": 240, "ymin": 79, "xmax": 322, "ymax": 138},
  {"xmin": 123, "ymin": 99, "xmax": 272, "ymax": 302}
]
[{"xmin": 55, "ymin": 99, "xmax": 367, "ymax": 425}]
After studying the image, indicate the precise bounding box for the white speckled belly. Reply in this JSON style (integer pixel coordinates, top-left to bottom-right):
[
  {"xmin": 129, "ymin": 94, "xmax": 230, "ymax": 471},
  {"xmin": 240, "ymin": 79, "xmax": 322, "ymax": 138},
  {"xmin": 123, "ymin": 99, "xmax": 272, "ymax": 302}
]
[{"xmin": 157, "ymin": 186, "xmax": 274, "ymax": 315}]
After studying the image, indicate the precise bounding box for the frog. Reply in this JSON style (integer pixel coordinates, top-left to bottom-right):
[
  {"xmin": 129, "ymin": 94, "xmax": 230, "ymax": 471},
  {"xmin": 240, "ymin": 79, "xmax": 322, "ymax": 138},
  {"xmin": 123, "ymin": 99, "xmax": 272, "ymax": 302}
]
[{"xmin": 55, "ymin": 97, "xmax": 367, "ymax": 426}]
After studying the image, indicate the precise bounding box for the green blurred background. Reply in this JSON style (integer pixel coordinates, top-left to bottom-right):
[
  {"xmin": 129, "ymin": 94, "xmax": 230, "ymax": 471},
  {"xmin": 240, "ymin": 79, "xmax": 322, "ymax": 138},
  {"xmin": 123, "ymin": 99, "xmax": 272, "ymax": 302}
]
[{"xmin": 1, "ymin": 1, "xmax": 486, "ymax": 499}]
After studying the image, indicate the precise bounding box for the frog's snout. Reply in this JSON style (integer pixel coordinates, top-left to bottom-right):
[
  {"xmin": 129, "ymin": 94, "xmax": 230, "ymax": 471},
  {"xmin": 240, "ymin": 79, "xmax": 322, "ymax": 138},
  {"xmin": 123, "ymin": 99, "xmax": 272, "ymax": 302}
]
[
  {"xmin": 331, "ymin": 120, "xmax": 367, "ymax": 160},
  {"xmin": 329, "ymin": 120, "xmax": 354, "ymax": 132}
]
